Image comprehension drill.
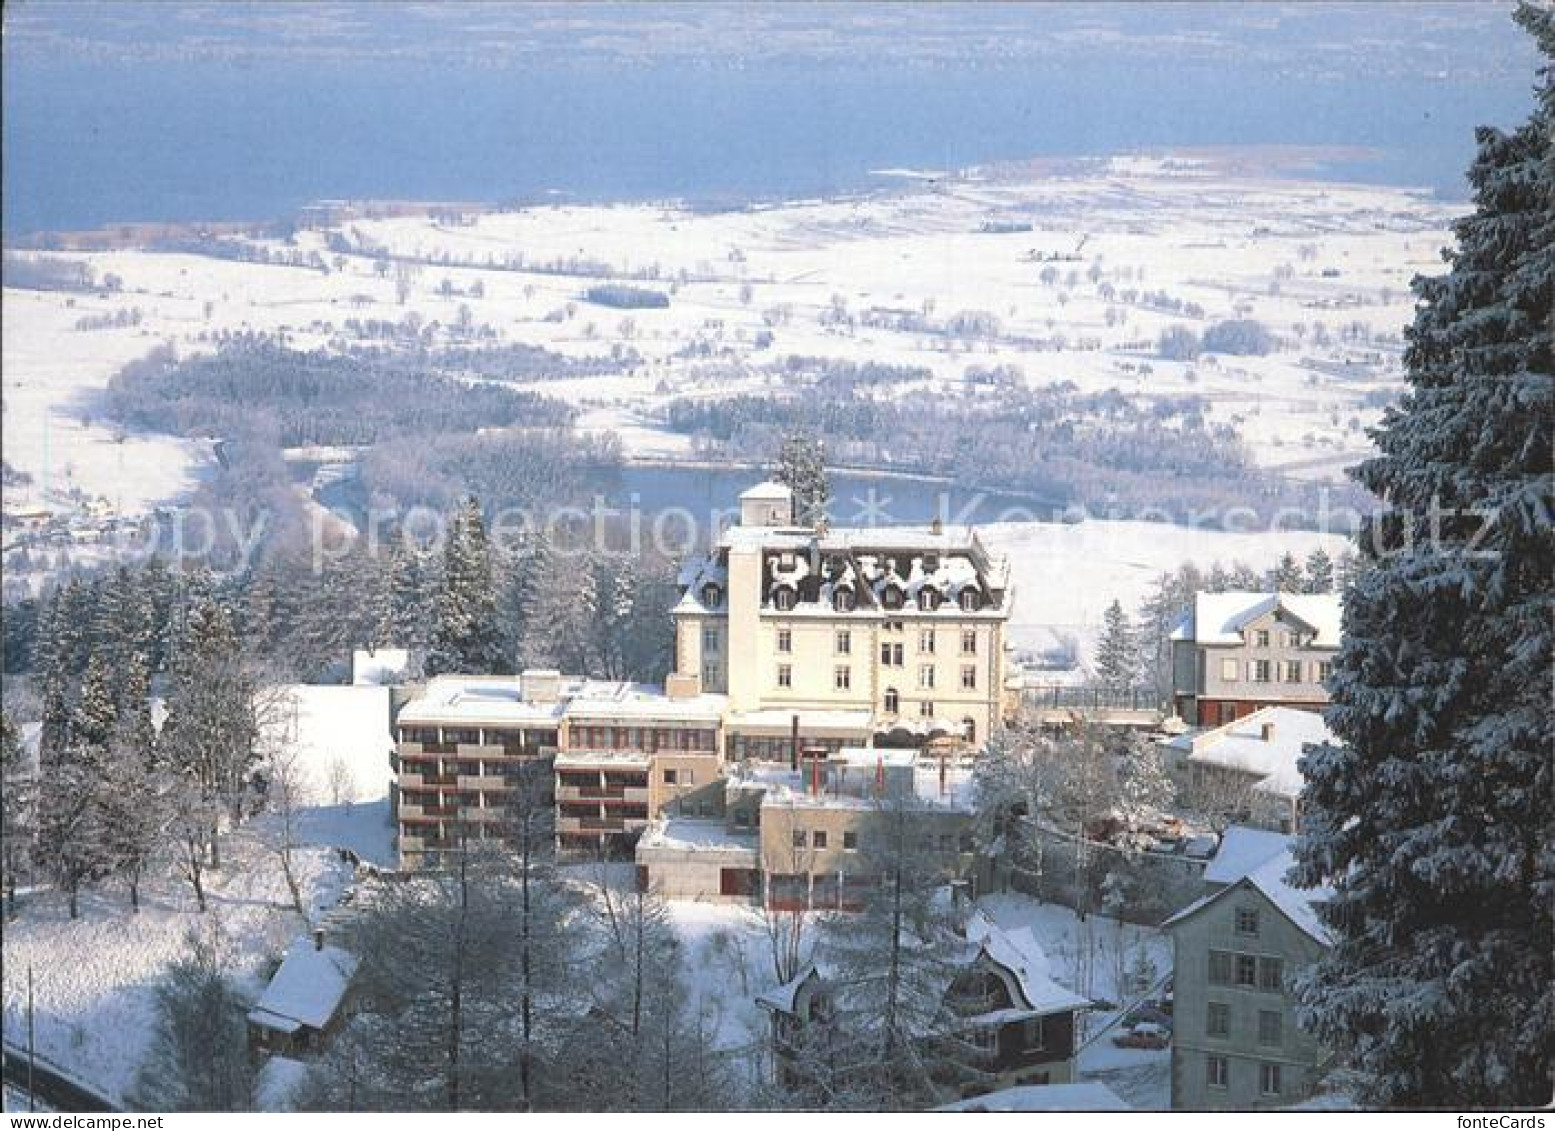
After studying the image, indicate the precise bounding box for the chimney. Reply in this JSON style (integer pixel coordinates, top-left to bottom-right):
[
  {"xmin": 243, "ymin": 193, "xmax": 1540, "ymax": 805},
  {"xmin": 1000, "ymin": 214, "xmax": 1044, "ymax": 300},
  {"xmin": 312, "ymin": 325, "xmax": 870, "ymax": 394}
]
[
  {"xmin": 665, "ymin": 672, "xmax": 700, "ymax": 701},
  {"xmin": 1261, "ymin": 722, "xmax": 1276, "ymax": 742},
  {"xmin": 313, "ymin": 928, "xmax": 325, "ymax": 952}
]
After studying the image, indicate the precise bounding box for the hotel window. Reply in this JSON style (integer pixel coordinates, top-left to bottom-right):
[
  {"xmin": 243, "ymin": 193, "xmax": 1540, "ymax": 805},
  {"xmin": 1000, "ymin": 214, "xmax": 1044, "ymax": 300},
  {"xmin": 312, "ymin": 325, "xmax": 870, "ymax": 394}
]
[
  {"xmin": 881, "ymin": 641, "xmax": 904, "ymax": 666},
  {"xmin": 1207, "ymin": 1055, "xmax": 1229, "ymax": 1090},
  {"xmin": 1221, "ymin": 658, "xmax": 1239, "ymax": 682},
  {"xmin": 1259, "ymin": 1063, "xmax": 1282, "ymax": 1097},
  {"xmin": 1255, "ymin": 629, "xmax": 1270, "ymax": 647},
  {"xmin": 919, "ymin": 629, "xmax": 936, "ymax": 654},
  {"xmin": 777, "ymin": 629, "xmax": 792, "ymax": 653},
  {"xmin": 961, "ymin": 628, "xmax": 977, "ymax": 655},
  {"xmin": 811, "ymin": 830, "xmax": 828, "ymax": 849},
  {"xmin": 702, "ymin": 627, "xmax": 719, "ymax": 653},
  {"xmin": 836, "ymin": 629, "xmax": 851, "ymax": 655},
  {"xmin": 834, "ymin": 666, "xmax": 852, "ymax": 692},
  {"xmin": 961, "ymin": 665, "xmax": 977, "ymax": 690},
  {"xmin": 1235, "ymin": 907, "xmax": 1260, "ymax": 936},
  {"xmin": 777, "ymin": 664, "xmax": 792, "ymax": 688},
  {"xmin": 1207, "ymin": 1002, "xmax": 1231, "ymax": 1039},
  {"xmin": 884, "ymin": 687, "xmax": 900, "ymax": 713},
  {"xmin": 1251, "ymin": 660, "xmax": 1271, "ymax": 682},
  {"xmin": 919, "ymin": 665, "xmax": 936, "ymax": 690},
  {"xmin": 920, "ymin": 700, "xmax": 935, "ymax": 717},
  {"xmin": 1258, "ymin": 1010, "xmax": 1283, "ymax": 1047}
]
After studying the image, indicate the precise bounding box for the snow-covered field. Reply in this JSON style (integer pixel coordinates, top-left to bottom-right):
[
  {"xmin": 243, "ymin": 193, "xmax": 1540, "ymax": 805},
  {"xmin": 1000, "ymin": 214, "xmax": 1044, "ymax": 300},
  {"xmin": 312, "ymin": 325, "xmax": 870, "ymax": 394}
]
[
  {"xmin": 985, "ymin": 517, "xmax": 1349, "ymax": 663},
  {"xmin": 0, "ymin": 830, "xmax": 355, "ymax": 1105},
  {"xmin": 3, "ymin": 155, "xmax": 1454, "ymax": 529}
]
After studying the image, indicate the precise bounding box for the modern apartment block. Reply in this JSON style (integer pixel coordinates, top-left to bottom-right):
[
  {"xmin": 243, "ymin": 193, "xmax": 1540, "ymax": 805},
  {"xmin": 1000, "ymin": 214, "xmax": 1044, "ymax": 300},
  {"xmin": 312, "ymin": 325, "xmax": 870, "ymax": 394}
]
[
  {"xmin": 1165, "ymin": 850, "xmax": 1334, "ymax": 1109},
  {"xmin": 1170, "ymin": 592, "xmax": 1341, "ymax": 726},
  {"xmin": 673, "ymin": 481, "xmax": 1017, "ymax": 755},
  {"xmin": 392, "ymin": 670, "xmax": 726, "ymax": 868}
]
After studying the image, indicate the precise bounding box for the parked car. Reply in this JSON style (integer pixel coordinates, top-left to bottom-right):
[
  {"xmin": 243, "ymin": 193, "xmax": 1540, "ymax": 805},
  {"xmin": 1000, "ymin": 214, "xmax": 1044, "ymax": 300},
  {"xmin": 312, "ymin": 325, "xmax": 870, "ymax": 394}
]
[
  {"xmin": 1124, "ymin": 1004, "xmax": 1174, "ymax": 1031},
  {"xmin": 1112, "ymin": 1022, "xmax": 1170, "ymax": 1050}
]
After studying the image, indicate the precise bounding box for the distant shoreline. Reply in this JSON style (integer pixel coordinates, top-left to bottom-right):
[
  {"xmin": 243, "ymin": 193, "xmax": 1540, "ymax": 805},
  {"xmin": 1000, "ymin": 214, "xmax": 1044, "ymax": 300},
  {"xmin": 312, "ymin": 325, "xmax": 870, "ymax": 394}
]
[{"xmin": 2, "ymin": 144, "xmax": 1455, "ymax": 252}]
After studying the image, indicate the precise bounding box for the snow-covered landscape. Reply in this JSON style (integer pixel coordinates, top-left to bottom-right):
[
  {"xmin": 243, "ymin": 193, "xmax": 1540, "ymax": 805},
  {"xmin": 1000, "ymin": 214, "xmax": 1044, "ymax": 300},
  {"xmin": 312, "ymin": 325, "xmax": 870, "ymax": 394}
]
[{"xmin": 3, "ymin": 0, "xmax": 1549, "ymax": 1117}]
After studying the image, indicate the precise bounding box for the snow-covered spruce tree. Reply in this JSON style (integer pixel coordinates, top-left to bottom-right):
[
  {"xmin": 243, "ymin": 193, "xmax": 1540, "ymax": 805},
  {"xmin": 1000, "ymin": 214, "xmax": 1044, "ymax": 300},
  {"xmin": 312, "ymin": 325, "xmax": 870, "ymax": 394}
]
[
  {"xmin": 1293, "ymin": 6, "xmax": 1553, "ymax": 1106},
  {"xmin": 775, "ymin": 431, "xmax": 831, "ymax": 526},
  {"xmin": 306, "ymin": 845, "xmax": 585, "ymax": 1111},
  {"xmin": 132, "ymin": 926, "xmax": 254, "ymax": 1111},
  {"xmin": 427, "ymin": 498, "xmax": 507, "ymax": 676},
  {"xmin": 160, "ymin": 591, "xmax": 259, "ymax": 871},
  {"xmin": 808, "ymin": 799, "xmax": 991, "ymax": 1110},
  {"xmin": 1266, "ymin": 550, "xmax": 1303, "ymax": 592},
  {"xmin": 1303, "ymin": 547, "xmax": 1336, "ymax": 594},
  {"xmin": 1, "ymin": 709, "xmax": 36, "ymax": 916},
  {"xmin": 1095, "ymin": 598, "xmax": 1137, "ymax": 689}
]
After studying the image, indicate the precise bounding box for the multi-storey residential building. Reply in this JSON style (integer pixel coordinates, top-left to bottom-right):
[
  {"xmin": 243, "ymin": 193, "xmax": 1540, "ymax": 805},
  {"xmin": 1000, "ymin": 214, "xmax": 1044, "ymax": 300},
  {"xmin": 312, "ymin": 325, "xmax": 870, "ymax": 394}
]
[
  {"xmin": 1170, "ymin": 592, "xmax": 1340, "ymax": 726},
  {"xmin": 554, "ymin": 676, "xmax": 726, "ymax": 854},
  {"xmin": 1165, "ymin": 849, "xmax": 1333, "ymax": 1110},
  {"xmin": 392, "ymin": 670, "xmax": 726, "ymax": 867},
  {"xmin": 1159, "ymin": 706, "xmax": 1335, "ymax": 834},
  {"xmin": 673, "ymin": 481, "xmax": 1016, "ymax": 754}
]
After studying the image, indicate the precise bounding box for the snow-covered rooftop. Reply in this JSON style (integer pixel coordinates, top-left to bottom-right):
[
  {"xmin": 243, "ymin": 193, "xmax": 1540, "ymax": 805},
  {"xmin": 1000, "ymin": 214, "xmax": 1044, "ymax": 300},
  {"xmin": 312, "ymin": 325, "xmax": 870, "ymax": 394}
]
[
  {"xmin": 255, "ymin": 1055, "xmax": 308, "ymax": 1112},
  {"xmin": 637, "ymin": 818, "xmax": 759, "ymax": 857},
  {"xmin": 964, "ymin": 910, "xmax": 1092, "ymax": 1016},
  {"xmin": 742, "ymin": 756, "xmax": 976, "ymax": 813},
  {"xmin": 563, "ymin": 682, "xmax": 727, "ymax": 723},
  {"xmin": 397, "ymin": 675, "xmax": 573, "ymax": 727},
  {"xmin": 351, "ymin": 647, "xmax": 411, "ymax": 687},
  {"xmin": 248, "ymin": 935, "xmax": 359, "ymax": 1033},
  {"xmin": 398, "ymin": 674, "xmax": 725, "ymax": 727},
  {"xmin": 1164, "ymin": 848, "xmax": 1331, "ymax": 946},
  {"xmin": 1174, "ymin": 706, "xmax": 1335, "ymax": 802},
  {"xmin": 1204, "ymin": 825, "xmax": 1293, "ymax": 886},
  {"xmin": 740, "ymin": 480, "xmax": 793, "ymax": 501},
  {"xmin": 1170, "ymin": 590, "xmax": 1341, "ymax": 647},
  {"xmin": 938, "ymin": 1082, "xmax": 1131, "ymax": 1112}
]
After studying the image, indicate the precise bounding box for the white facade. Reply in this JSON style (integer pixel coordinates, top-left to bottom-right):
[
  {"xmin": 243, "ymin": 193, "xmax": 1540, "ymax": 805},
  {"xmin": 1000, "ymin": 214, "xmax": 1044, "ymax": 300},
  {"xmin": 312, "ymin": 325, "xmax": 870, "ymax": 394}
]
[{"xmin": 673, "ymin": 482, "xmax": 1016, "ymax": 753}]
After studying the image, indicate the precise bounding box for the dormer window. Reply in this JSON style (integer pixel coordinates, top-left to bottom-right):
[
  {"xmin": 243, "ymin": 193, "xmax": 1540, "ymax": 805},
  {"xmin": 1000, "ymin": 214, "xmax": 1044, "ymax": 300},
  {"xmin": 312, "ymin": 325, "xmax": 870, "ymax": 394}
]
[
  {"xmin": 774, "ymin": 587, "xmax": 796, "ymax": 611},
  {"xmin": 882, "ymin": 586, "xmax": 903, "ymax": 610},
  {"xmin": 918, "ymin": 589, "xmax": 941, "ymax": 611},
  {"xmin": 833, "ymin": 588, "xmax": 856, "ymax": 612},
  {"xmin": 959, "ymin": 588, "xmax": 982, "ymax": 612},
  {"xmin": 701, "ymin": 582, "xmax": 722, "ymax": 607}
]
